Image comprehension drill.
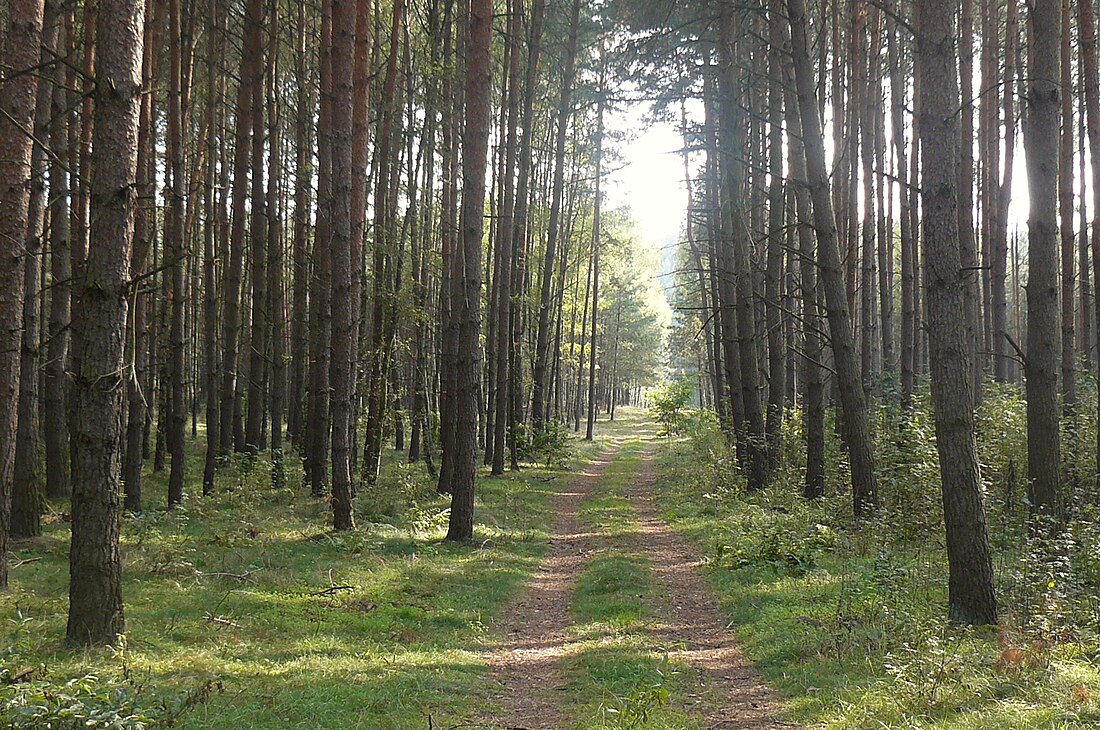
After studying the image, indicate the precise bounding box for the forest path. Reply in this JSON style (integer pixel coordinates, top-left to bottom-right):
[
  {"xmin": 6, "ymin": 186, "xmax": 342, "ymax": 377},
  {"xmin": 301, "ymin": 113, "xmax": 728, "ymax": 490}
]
[
  {"xmin": 479, "ymin": 435, "xmax": 620, "ymax": 729},
  {"xmin": 480, "ymin": 417, "xmax": 790, "ymax": 729}
]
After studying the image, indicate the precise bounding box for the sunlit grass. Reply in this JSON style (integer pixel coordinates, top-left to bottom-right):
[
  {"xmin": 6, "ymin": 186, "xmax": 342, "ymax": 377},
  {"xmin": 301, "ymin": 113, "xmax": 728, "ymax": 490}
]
[
  {"xmin": 562, "ymin": 434, "xmax": 706, "ymax": 729},
  {"xmin": 0, "ymin": 424, "xmax": 606, "ymax": 728},
  {"xmin": 652, "ymin": 416, "xmax": 1100, "ymax": 730}
]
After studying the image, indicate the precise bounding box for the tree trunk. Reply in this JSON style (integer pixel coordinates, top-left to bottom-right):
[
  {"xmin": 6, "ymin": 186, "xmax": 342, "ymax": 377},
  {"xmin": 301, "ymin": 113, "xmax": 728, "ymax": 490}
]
[
  {"xmin": 45, "ymin": 0, "xmax": 73, "ymax": 501},
  {"xmin": 530, "ymin": 0, "xmax": 580, "ymax": 431},
  {"xmin": 12, "ymin": 7, "xmax": 59, "ymax": 538},
  {"xmin": 915, "ymin": 0, "xmax": 998, "ymax": 626},
  {"xmin": 1024, "ymin": 0, "xmax": 1062, "ymax": 521},
  {"xmin": 786, "ymin": 0, "xmax": 878, "ymax": 516},
  {"xmin": 66, "ymin": 0, "xmax": 145, "ymax": 645},
  {"xmin": 0, "ymin": 0, "xmax": 45, "ymax": 588},
  {"xmin": 165, "ymin": 0, "xmax": 187, "ymax": 508},
  {"xmin": 329, "ymin": 0, "xmax": 357, "ymax": 531},
  {"xmin": 444, "ymin": 0, "xmax": 491, "ymax": 541}
]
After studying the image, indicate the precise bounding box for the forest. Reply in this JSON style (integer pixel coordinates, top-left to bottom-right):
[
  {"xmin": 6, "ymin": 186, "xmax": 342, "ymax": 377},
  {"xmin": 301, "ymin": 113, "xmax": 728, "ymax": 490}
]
[{"xmin": 2, "ymin": 0, "xmax": 1100, "ymax": 727}]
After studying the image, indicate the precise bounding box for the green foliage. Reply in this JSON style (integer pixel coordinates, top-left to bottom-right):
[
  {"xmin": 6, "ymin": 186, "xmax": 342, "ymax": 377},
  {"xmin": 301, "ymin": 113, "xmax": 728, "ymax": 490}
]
[
  {"xmin": 516, "ymin": 419, "xmax": 574, "ymax": 468},
  {"xmin": 0, "ymin": 431, "xmax": 594, "ymax": 729},
  {"xmin": 713, "ymin": 518, "xmax": 837, "ymax": 577},
  {"xmin": 648, "ymin": 379, "xmax": 693, "ymax": 441},
  {"xmin": 356, "ymin": 457, "xmax": 439, "ymax": 525},
  {"xmin": 653, "ymin": 401, "xmax": 1100, "ymax": 729},
  {"xmin": 0, "ymin": 673, "xmax": 164, "ymax": 729}
]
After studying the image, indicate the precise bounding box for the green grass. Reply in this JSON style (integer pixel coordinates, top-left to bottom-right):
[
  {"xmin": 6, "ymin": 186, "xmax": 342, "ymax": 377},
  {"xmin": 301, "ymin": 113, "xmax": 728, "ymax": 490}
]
[
  {"xmin": 558, "ymin": 432, "xmax": 705, "ymax": 730},
  {"xmin": 0, "ymin": 429, "xmax": 605, "ymax": 728},
  {"xmin": 651, "ymin": 415, "xmax": 1100, "ymax": 730}
]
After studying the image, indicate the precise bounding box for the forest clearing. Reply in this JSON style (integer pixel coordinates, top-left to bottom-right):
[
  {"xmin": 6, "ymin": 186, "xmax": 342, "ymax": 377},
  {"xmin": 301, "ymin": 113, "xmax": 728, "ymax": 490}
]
[{"xmin": 5, "ymin": 0, "xmax": 1100, "ymax": 726}]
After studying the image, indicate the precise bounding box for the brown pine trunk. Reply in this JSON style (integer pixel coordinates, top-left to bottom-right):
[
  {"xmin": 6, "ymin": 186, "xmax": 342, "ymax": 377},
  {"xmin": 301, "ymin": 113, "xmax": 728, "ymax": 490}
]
[
  {"xmin": 166, "ymin": 0, "xmax": 187, "ymax": 508},
  {"xmin": 786, "ymin": 0, "xmax": 878, "ymax": 516},
  {"xmin": 202, "ymin": 4, "xmax": 222, "ymax": 496},
  {"xmin": 958, "ymin": 0, "xmax": 981, "ymax": 404},
  {"xmin": 764, "ymin": 6, "xmax": 786, "ymax": 466},
  {"xmin": 12, "ymin": 6, "xmax": 59, "ymax": 539},
  {"xmin": 585, "ymin": 66, "xmax": 606, "ymax": 443},
  {"xmin": 307, "ymin": 0, "xmax": 334, "ymax": 496},
  {"xmin": 1079, "ymin": 0, "xmax": 1100, "ymax": 492},
  {"xmin": 780, "ymin": 34, "xmax": 825, "ymax": 498},
  {"xmin": 718, "ymin": 6, "xmax": 768, "ymax": 490},
  {"xmin": 444, "ymin": 0, "xmax": 491, "ymax": 540},
  {"xmin": 66, "ymin": 0, "xmax": 145, "ymax": 645},
  {"xmin": 243, "ymin": 0, "xmax": 268, "ymax": 453},
  {"xmin": 890, "ymin": 12, "xmax": 915, "ymax": 407},
  {"xmin": 508, "ymin": 0, "xmax": 546, "ymax": 464},
  {"xmin": 531, "ymin": 0, "xmax": 580, "ymax": 431},
  {"xmin": 993, "ymin": 0, "xmax": 1019, "ymax": 382},
  {"xmin": 362, "ymin": 0, "xmax": 406, "ymax": 486},
  {"xmin": 491, "ymin": 0, "xmax": 522, "ymax": 471},
  {"xmin": 915, "ymin": 0, "xmax": 998, "ymax": 626},
  {"xmin": 220, "ymin": 0, "xmax": 258, "ymax": 456},
  {"xmin": 266, "ymin": 0, "xmax": 287, "ymax": 487},
  {"xmin": 1059, "ymin": 0, "xmax": 1076, "ymax": 419},
  {"xmin": 329, "ymin": 0, "xmax": 357, "ymax": 531},
  {"xmin": 1024, "ymin": 0, "xmax": 1063, "ymax": 521},
  {"xmin": 0, "ymin": 0, "xmax": 45, "ymax": 587},
  {"xmin": 288, "ymin": 0, "xmax": 314, "ymax": 448},
  {"xmin": 45, "ymin": 1, "xmax": 73, "ymax": 501}
]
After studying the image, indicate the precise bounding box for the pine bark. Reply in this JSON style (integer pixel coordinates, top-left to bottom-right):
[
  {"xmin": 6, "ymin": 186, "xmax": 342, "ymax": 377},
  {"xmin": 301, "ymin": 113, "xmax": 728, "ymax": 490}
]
[
  {"xmin": 1024, "ymin": 0, "xmax": 1063, "ymax": 521},
  {"xmin": 786, "ymin": 0, "xmax": 878, "ymax": 516},
  {"xmin": 915, "ymin": 0, "xmax": 998, "ymax": 626},
  {"xmin": 67, "ymin": 0, "xmax": 145, "ymax": 645},
  {"xmin": 444, "ymin": 0, "xmax": 491, "ymax": 541},
  {"xmin": 0, "ymin": 0, "xmax": 45, "ymax": 587}
]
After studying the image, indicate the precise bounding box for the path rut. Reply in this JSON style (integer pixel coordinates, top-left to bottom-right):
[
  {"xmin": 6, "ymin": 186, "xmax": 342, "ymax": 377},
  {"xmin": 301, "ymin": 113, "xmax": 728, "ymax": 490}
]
[{"xmin": 480, "ymin": 436, "xmax": 790, "ymax": 729}]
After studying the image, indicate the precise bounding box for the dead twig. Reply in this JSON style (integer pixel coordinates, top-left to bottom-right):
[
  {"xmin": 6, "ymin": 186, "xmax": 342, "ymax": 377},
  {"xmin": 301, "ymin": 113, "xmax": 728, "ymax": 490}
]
[
  {"xmin": 195, "ymin": 568, "xmax": 261, "ymax": 583},
  {"xmin": 309, "ymin": 584, "xmax": 356, "ymax": 597},
  {"xmin": 10, "ymin": 557, "xmax": 43, "ymax": 568},
  {"xmin": 202, "ymin": 613, "xmax": 241, "ymax": 628}
]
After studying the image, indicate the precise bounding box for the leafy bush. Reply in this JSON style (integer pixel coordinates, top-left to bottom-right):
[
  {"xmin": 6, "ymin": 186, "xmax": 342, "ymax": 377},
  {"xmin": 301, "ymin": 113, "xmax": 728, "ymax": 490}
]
[
  {"xmin": 1, "ymin": 673, "xmax": 164, "ymax": 729},
  {"xmin": 357, "ymin": 459, "xmax": 438, "ymax": 523},
  {"xmin": 516, "ymin": 419, "xmax": 573, "ymax": 467},
  {"xmin": 648, "ymin": 379, "xmax": 694, "ymax": 441}
]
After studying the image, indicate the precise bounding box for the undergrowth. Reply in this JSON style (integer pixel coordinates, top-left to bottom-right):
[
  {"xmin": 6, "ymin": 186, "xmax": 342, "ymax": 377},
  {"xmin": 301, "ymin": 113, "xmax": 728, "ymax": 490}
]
[{"xmin": 653, "ymin": 380, "xmax": 1100, "ymax": 729}]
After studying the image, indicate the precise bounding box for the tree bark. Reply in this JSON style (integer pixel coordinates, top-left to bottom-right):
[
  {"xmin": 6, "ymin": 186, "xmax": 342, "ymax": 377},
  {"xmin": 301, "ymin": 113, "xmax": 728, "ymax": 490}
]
[
  {"xmin": 444, "ymin": 0, "xmax": 491, "ymax": 541},
  {"xmin": 66, "ymin": 0, "xmax": 145, "ymax": 645},
  {"xmin": 915, "ymin": 0, "xmax": 998, "ymax": 626},
  {"xmin": 786, "ymin": 0, "xmax": 878, "ymax": 516},
  {"xmin": 1024, "ymin": 0, "xmax": 1062, "ymax": 521},
  {"xmin": 0, "ymin": 0, "xmax": 45, "ymax": 587}
]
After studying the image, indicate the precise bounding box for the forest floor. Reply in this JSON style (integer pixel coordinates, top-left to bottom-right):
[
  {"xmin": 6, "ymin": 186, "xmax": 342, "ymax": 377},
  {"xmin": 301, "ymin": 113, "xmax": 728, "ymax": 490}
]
[
  {"xmin": 481, "ymin": 421, "xmax": 787, "ymax": 729},
  {"xmin": 0, "ymin": 409, "xmax": 790, "ymax": 729},
  {"xmin": 7, "ymin": 406, "xmax": 1100, "ymax": 728}
]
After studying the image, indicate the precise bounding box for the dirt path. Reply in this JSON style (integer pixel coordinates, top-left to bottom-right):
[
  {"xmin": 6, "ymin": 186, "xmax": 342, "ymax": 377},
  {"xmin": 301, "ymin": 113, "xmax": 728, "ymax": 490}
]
[
  {"xmin": 625, "ymin": 451, "xmax": 790, "ymax": 729},
  {"xmin": 480, "ymin": 442, "xmax": 620, "ymax": 730},
  {"xmin": 481, "ymin": 437, "xmax": 790, "ymax": 729}
]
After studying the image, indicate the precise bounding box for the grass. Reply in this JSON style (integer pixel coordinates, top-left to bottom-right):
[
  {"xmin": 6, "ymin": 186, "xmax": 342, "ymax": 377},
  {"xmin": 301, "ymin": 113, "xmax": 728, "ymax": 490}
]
[
  {"xmin": 557, "ymin": 431, "xmax": 705, "ymax": 730},
  {"xmin": 651, "ymin": 409, "xmax": 1100, "ymax": 730},
  {"xmin": 0, "ymin": 427, "xmax": 604, "ymax": 728}
]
